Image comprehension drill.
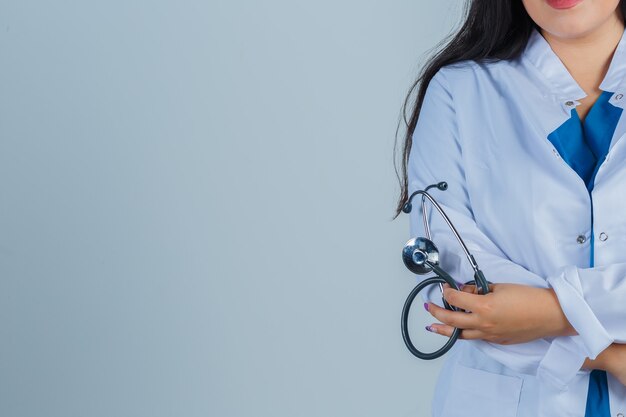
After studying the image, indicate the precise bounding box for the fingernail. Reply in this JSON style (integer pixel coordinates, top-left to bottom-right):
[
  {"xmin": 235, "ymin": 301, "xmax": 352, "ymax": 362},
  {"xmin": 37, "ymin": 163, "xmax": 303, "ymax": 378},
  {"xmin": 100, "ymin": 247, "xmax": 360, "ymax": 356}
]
[
  {"xmin": 457, "ymin": 282, "xmax": 465, "ymax": 289},
  {"xmin": 424, "ymin": 302, "xmax": 429, "ymax": 311},
  {"xmin": 425, "ymin": 325, "xmax": 437, "ymax": 333}
]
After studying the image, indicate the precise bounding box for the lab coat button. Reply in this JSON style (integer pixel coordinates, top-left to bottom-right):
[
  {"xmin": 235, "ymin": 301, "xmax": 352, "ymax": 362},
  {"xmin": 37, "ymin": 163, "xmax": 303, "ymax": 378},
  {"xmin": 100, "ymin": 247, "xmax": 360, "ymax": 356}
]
[
  {"xmin": 565, "ymin": 100, "xmax": 575, "ymax": 106},
  {"xmin": 552, "ymin": 148, "xmax": 560, "ymax": 158},
  {"xmin": 576, "ymin": 235, "xmax": 586, "ymax": 244},
  {"xmin": 616, "ymin": 413, "xmax": 624, "ymax": 417},
  {"xmin": 599, "ymin": 232, "xmax": 608, "ymax": 241},
  {"xmin": 615, "ymin": 94, "xmax": 623, "ymax": 100}
]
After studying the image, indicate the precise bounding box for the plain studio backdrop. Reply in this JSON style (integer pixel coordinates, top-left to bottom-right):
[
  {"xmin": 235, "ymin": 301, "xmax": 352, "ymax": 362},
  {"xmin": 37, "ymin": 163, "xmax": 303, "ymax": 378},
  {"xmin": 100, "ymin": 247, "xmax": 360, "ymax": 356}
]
[{"xmin": 0, "ymin": 1, "xmax": 463, "ymax": 416}]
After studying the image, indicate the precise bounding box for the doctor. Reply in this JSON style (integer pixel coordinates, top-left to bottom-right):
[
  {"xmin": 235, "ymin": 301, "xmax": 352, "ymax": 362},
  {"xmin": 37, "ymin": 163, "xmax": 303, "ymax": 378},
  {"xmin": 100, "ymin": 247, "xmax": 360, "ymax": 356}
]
[{"xmin": 395, "ymin": 0, "xmax": 626, "ymax": 416}]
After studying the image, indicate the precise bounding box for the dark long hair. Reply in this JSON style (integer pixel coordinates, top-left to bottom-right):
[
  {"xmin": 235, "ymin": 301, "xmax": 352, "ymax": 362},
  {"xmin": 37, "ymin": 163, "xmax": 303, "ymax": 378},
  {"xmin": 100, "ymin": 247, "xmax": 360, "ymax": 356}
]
[{"xmin": 393, "ymin": 0, "xmax": 626, "ymax": 219}]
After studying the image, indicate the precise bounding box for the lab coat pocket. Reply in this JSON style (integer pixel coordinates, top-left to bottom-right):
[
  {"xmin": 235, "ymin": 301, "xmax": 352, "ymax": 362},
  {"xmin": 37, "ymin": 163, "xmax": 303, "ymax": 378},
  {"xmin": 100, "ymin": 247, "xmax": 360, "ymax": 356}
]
[{"xmin": 440, "ymin": 364, "xmax": 523, "ymax": 417}]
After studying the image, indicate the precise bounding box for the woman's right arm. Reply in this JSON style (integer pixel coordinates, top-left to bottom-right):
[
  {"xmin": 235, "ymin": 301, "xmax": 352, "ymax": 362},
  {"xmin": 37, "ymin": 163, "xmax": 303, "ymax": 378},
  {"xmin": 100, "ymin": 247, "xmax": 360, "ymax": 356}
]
[{"xmin": 407, "ymin": 67, "xmax": 588, "ymax": 390}]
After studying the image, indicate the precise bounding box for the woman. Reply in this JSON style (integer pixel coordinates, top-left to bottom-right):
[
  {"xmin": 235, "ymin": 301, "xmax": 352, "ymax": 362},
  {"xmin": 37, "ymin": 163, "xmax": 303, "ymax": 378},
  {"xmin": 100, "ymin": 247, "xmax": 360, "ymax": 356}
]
[{"xmin": 395, "ymin": 1, "xmax": 626, "ymax": 416}]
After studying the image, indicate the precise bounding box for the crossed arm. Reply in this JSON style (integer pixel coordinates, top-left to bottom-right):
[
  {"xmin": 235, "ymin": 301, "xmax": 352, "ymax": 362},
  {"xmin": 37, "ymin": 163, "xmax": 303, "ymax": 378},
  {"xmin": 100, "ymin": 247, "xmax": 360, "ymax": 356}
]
[{"xmin": 424, "ymin": 282, "xmax": 626, "ymax": 385}]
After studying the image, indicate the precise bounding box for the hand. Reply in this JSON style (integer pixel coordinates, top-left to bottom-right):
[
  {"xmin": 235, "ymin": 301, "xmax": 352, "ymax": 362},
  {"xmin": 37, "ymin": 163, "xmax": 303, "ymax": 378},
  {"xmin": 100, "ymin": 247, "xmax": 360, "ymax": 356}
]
[
  {"xmin": 425, "ymin": 283, "xmax": 576, "ymax": 345},
  {"xmin": 583, "ymin": 343, "xmax": 626, "ymax": 386}
]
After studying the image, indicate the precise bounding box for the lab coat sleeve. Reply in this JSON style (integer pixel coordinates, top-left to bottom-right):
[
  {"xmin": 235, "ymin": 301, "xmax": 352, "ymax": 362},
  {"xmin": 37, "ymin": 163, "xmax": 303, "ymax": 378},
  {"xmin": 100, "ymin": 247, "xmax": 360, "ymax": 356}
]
[
  {"xmin": 547, "ymin": 265, "xmax": 624, "ymax": 353},
  {"xmin": 407, "ymin": 67, "xmax": 588, "ymax": 389}
]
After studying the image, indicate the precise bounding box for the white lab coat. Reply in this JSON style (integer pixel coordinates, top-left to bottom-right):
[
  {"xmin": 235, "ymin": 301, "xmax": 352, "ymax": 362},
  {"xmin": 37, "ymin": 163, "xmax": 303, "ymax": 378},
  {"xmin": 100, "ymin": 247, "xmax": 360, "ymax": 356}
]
[{"xmin": 408, "ymin": 26, "xmax": 626, "ymax": 417}]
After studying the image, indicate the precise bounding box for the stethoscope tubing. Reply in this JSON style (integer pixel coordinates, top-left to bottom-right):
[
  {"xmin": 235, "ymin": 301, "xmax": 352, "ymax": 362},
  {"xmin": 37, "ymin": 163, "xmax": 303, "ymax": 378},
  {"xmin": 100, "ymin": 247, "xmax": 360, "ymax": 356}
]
[
  {"xmin": 401, "ymin": 274, "xmax": 461, "ymax": 360},
  {"xmin": 406, "ymin": 186, "xmax": 490, "ymax": 295}
]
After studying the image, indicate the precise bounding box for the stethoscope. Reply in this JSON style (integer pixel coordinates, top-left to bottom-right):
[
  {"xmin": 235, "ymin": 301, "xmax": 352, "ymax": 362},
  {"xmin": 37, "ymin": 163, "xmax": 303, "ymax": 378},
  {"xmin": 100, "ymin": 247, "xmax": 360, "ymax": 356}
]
[{"xmin": 400, "ymin": 181, "xmax": 491, "ymax": 360}]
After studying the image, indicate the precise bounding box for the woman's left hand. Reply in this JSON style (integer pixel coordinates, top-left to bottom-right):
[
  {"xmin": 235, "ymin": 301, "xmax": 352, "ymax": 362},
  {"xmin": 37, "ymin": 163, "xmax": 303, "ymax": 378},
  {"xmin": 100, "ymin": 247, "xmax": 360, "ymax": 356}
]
[{"xmin": 425, "ymin": 283, "xmax": 577, "ymax": 345}]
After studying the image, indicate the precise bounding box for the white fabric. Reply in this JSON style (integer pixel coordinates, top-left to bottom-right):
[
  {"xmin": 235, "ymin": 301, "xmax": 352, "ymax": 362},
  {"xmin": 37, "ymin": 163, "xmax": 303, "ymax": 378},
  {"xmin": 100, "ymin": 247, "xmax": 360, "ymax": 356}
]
[{"xmin": 409, "ymin": 25, "xmax": 626, "ymax": 417}]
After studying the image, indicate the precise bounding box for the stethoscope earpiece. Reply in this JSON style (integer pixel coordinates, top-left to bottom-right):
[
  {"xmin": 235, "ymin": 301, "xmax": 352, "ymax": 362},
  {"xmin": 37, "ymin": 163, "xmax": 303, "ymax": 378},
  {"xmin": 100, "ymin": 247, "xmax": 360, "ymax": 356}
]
[{"xmin": 401, "ymin": 181, "xmax": 446, "ymax": 213}]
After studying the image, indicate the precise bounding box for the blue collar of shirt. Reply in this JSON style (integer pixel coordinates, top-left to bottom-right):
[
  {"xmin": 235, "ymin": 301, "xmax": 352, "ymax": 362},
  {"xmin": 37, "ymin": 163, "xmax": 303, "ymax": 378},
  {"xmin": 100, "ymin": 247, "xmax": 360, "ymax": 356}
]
[{"xmin": 521, "ymin": 26, "xmax": 626, "ymax": 104}]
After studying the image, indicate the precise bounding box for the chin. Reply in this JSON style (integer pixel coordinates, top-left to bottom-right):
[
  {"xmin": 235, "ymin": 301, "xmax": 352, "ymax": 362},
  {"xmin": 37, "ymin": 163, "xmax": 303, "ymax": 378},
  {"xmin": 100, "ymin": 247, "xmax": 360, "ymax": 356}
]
[
  {"xmin": 541, "ymin": 24, "xmax": 598, "ymax": 39},
  {"xmin": 527, "ymin": 0, "xmax": 622, "ymax": 40},
  {"xmin": 539, "ymin": 12, "xmax": 611, "ymax": 40}
]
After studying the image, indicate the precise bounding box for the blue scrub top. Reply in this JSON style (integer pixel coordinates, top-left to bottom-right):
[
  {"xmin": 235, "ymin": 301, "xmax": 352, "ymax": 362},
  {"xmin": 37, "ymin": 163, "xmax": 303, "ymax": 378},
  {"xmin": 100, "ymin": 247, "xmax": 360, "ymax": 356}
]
[{"xmin": 547, "ymin": 90, "xmax": 623, "ymax": 416}]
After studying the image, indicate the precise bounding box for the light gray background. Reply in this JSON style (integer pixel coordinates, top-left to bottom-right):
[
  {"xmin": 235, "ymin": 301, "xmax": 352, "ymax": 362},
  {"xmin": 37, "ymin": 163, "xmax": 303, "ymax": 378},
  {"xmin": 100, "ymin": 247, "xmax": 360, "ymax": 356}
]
[{"xmin": 0, "ymin": 1, "xmax": 463, "ymax": 416}]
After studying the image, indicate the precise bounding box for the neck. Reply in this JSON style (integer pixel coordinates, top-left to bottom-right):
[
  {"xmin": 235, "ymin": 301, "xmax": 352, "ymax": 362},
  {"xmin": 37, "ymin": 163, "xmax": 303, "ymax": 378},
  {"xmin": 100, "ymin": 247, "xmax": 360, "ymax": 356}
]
[{"xmin": 540, "ymin": 15, "xmax": 625, "ymax": 93}]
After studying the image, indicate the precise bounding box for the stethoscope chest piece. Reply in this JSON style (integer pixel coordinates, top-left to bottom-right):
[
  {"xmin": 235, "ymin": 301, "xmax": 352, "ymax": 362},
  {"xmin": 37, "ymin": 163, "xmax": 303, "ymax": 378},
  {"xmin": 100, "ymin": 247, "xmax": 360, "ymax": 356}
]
[{"xmin": 402, "ymin": 237, "xmax": 439, "ymax": 275}]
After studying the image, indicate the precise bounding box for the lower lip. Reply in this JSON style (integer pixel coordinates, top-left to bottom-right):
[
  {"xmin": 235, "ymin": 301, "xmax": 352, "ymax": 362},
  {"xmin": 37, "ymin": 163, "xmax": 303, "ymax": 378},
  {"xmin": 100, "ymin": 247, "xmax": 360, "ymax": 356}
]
[{"xmin": 546, "ymin": 0, "xmax": 583, "ymax": 9}]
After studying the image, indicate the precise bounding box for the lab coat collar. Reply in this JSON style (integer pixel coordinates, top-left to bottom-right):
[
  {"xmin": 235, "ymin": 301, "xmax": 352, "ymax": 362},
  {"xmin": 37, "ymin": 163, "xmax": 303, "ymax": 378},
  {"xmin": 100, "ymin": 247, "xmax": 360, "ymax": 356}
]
[{"xmin": 522, "ymin": 25, "xmax": 626, "ymax": 102}]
